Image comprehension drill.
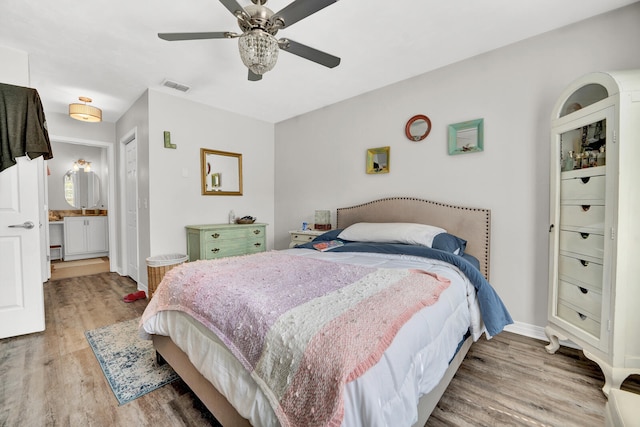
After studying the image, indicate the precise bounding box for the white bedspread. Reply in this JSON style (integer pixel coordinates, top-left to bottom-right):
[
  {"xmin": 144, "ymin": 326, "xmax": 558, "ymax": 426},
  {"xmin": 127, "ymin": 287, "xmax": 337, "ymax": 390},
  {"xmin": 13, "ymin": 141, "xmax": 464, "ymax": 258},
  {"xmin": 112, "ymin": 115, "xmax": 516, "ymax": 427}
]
[{"xmin": 141, "ymin": 249, "xmax": 484, "ymax": 427}]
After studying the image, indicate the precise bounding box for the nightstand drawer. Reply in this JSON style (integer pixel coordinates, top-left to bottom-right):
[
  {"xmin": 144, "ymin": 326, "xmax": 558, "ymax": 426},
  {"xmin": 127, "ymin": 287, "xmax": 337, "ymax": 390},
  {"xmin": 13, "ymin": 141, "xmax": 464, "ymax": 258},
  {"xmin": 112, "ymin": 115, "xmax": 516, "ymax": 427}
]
[
  {"xmin": 291, "ymin": 233, "xmax": 317, "ymax": 244},
  {"xmin": 288, "ymin": 229, "xmax": 325, "ymax": 248}
]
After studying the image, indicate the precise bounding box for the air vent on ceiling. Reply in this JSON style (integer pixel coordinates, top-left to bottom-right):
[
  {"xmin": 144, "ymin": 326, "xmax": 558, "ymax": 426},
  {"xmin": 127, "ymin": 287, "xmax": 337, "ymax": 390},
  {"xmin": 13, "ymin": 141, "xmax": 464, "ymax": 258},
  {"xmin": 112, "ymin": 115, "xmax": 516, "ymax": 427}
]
[{"xmin": 161, "ymin": 79, "xmax": 190, "ymax": 93}]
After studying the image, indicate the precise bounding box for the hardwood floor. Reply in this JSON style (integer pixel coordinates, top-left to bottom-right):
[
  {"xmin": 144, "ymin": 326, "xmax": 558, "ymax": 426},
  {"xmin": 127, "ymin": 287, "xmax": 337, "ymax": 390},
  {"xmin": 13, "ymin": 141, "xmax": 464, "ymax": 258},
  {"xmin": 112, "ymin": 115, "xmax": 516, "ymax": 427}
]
[{"xmin": 1, "ymin": 272, "xmax": 638, "ymax": 426}]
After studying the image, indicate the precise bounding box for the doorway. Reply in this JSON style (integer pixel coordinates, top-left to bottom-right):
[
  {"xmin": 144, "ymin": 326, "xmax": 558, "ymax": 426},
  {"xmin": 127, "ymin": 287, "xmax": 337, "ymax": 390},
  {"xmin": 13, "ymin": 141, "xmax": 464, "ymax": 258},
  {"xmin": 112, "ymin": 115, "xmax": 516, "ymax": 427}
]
[{"xmin": 47, "ymin": 137, "xmax": 116, "ymax": 278}]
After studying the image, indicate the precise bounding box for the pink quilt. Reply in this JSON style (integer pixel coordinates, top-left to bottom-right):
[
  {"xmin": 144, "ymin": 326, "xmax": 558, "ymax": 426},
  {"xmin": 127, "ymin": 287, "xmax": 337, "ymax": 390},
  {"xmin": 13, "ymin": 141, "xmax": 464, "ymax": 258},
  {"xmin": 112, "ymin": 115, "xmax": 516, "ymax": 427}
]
[{"xmin": 142, "ymin": 251, "xmax": 450, "ymax": 426}]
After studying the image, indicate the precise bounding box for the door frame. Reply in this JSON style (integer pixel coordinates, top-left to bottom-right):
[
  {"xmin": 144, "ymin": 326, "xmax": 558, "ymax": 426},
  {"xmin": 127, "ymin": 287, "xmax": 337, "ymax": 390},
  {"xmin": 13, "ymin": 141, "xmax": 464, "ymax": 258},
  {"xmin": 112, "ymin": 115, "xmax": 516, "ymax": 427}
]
[{"xmin": 49, "ymin": 134, "xmax": 117, "ymax": 272}]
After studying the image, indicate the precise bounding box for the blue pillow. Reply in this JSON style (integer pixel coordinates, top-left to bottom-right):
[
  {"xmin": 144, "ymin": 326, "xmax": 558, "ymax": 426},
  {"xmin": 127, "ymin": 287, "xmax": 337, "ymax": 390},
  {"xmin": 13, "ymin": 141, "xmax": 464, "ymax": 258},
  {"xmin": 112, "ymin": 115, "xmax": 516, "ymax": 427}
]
[
  {"xmin": 311, "ymin": 229, "xmax": 345, "ymax": 242},
  {"xmin": 432, "ymin": 233, "xmax": 467, "ymax": 255}
]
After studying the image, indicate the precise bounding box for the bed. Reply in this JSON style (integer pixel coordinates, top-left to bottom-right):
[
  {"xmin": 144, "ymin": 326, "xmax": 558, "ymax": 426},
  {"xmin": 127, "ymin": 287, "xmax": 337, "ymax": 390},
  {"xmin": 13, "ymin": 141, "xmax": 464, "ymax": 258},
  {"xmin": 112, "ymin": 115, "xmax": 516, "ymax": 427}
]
[{"xmin": 140, "ymin": 197, "xmax": 511, "ymax": 426}]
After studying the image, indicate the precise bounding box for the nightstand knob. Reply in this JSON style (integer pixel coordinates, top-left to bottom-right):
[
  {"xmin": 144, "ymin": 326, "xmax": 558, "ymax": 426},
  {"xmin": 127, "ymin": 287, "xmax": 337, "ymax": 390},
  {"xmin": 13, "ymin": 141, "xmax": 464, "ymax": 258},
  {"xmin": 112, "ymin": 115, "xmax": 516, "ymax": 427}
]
[
  {"xmin": 211, "ymin": 248, "xmax": 220, "ymax": 253},
  {"xmin": 211, "ymin": 233, "xmax": 220, "ymax": 239},
  {"xmin": 254, "ymin": 242, "xmax": 262, "ymax": 248},
  {"xmin": 253, "ymin": 229, "xmax": 261, "ymax": 235}
]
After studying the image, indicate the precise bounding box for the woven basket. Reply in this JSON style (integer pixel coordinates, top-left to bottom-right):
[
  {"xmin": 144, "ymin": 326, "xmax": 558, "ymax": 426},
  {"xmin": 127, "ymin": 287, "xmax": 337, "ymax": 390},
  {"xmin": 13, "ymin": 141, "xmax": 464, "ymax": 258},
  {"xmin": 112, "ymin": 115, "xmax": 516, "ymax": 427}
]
[{"xmin": 146, "ymin": 254, "xmax": 188, "ymax": 298}]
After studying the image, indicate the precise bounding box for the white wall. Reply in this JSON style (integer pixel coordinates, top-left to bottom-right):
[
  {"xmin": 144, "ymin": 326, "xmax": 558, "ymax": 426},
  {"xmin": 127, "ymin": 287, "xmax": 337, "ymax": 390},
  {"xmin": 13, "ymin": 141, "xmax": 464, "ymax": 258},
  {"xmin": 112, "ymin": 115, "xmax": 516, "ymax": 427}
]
[
  {"xmin": 116, "ymin": 89, "xmax": 275, "ymax": 288},
  {"xmin": 273, "ymin": 4, "xmax": 640, "ymax": 338},
  {"xmin": 147, "ymin": 90, "xmax": 275, "ymax": 255}
]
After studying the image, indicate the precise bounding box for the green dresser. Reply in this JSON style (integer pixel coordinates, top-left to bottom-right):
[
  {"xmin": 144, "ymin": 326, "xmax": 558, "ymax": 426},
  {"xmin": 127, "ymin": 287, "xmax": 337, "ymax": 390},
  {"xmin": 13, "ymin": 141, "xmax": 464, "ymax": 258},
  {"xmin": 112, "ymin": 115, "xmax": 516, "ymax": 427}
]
[{"xmin": 185, "ymin": 223, "xmax": 267, "ymax": 261}]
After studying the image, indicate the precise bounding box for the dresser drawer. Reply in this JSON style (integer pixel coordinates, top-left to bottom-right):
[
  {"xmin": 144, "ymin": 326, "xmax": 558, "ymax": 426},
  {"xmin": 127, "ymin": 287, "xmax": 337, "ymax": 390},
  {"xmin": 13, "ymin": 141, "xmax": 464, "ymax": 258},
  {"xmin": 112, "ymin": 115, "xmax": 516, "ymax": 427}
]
[
  {"xmin": 557, "ymin": 302, "xmax": 601, "ymax": 338},
  {"xmin": 204, "ymin": 239, "xmax": 247, "ymax": 258},
  {"xmin": 560, "ymin": 205, "xmax": 605, "ymax": 233},
  {"xmin": 203, "ymin": 227, "xmax": 250, "ymax": 242},
  {"xmin": 558, "ymin": 280, "xmax": 602, "ymax": 320},
  {"xmin": 246, "ymin": 237, "xmax": 265, "ymax": 254},
  {"xmin": 561, "ymin": 175, "xmax": 605, "ymax": 204},
  {"xmin": 558, "ymin": 254, "xmax": 603, "ymax": 291},
  {"xmin": 559, "ymin": 230, "xmax": 604, "ymax": 260}
]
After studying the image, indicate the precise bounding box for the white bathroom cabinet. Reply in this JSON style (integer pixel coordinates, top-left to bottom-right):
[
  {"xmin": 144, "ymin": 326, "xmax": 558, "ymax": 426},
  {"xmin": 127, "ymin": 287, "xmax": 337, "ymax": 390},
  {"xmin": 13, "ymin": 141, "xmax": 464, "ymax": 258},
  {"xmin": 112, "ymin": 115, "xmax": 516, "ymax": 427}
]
[{"xmin": 63, "ymin": 216, "xmax": 109, "ymax": 261}]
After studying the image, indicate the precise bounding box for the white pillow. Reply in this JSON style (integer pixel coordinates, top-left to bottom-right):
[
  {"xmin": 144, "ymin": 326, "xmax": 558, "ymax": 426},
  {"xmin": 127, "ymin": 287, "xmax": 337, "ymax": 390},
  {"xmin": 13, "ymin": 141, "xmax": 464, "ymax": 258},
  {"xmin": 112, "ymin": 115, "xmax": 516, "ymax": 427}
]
[{"xmin": 337, "ymin": 222, "xmax": 446, "ymax": 247}]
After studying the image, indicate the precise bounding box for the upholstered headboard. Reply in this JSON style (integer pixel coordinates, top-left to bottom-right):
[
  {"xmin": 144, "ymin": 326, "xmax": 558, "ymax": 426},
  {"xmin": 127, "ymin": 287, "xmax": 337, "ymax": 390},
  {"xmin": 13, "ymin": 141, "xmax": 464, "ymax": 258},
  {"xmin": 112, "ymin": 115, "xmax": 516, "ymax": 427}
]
[{"xmin": 336, "ymin": 197, "xmax": 491, "ymax": 279}]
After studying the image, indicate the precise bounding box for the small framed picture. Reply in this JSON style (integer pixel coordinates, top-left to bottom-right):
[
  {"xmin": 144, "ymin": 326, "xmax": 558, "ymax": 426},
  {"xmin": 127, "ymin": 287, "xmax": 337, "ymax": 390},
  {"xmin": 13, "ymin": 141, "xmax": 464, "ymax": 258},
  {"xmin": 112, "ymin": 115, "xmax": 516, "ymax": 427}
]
[
  {"xmin": 448, "ymin": 118, "xmax": 484, "ymax": 155},
  {"xmin": 366, "ymin": 146, "xmax": 390, "ymax": 174}
]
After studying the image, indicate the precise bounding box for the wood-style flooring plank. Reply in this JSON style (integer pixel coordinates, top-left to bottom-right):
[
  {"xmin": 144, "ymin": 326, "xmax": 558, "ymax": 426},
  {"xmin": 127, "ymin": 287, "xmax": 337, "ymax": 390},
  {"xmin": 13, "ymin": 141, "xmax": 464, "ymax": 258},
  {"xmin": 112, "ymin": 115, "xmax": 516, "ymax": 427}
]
[{"xmin": 1, "ymin": 270, "xmax": 639, "ymax": 426}]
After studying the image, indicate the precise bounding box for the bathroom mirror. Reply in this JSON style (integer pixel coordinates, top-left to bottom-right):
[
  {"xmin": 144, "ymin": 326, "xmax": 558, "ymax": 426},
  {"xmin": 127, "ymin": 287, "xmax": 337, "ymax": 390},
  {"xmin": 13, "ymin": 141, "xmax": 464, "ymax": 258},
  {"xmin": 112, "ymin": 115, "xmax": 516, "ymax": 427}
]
[
  {"xmin": 405, "ymin": 115, "xmax": 432, "ymax": 141},
  {"xmin": 64, "ymin": 170, "xmax": 100, "ymax": 208},
  {"xmin": 201, "ymin": 148, "xmax": 243, "ymax": 196}
]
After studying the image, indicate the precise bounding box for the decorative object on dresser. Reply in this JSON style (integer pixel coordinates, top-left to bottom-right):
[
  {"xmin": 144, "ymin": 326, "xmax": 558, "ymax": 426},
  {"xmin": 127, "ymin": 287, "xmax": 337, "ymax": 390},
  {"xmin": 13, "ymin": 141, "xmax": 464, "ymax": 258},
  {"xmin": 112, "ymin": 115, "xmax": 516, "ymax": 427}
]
[
  {"xmin": 185, "ymin": 223, "xmax": 266, "ymax": 261},
  {"xmin": 545, "ymin": 70, "xmax": 640, "ymax": 396},
  {"xmin": 366, "ymin": 146, "xmax": 390, "ymax": 174},
  {"xmin": 448, "ymin": 118, "xmax": 484, "ymax": 155},
  {"xmin": 200, "ymin": 148, "xmax": 243, "ymax": 196},
  {"xmin": 288, "ymin": 228, "xmax": 325, "ymax": 248},
  {"xmin": 405, "ymin": 114, "xmax": 432, "ymax": 141}
]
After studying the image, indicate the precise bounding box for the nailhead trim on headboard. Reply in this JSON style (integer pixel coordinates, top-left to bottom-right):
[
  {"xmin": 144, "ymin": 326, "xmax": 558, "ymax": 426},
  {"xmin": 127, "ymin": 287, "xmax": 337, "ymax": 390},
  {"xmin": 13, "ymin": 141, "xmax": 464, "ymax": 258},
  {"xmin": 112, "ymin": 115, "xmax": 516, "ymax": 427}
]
[{"xmin": 336, "ymin": 197, "xmax": 491, "ymax": 280}]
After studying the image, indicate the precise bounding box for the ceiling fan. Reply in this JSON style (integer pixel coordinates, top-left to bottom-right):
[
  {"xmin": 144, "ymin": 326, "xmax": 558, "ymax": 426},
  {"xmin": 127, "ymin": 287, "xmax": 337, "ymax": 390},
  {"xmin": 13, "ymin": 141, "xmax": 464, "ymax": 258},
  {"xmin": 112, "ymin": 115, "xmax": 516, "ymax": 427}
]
[{"xmin": 158, "ymin": 0, "xmax": 341, "ymax": 81}]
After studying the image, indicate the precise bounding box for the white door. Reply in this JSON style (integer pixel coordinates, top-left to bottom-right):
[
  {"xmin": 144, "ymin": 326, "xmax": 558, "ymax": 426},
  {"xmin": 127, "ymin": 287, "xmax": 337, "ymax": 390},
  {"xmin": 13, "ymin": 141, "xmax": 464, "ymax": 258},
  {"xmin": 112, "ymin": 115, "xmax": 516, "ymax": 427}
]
[
  {"xmin": 0, "ymin": 156, "xmax": 45, "ymax": 339},
  {"xmin": 125, "ymin": 138, "xmax": 139, "ymax": 282}
]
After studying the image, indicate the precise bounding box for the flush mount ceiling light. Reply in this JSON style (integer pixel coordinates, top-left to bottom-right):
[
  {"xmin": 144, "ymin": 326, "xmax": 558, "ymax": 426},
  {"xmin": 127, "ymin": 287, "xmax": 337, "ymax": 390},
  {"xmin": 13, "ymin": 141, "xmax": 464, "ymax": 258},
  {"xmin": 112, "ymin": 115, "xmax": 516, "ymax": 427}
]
[
  {"xmin": 158, "ymin": 0, "xmax": 340, "ymax": 81},
  {"xmin": 69, "ymin": 96, "xmax": 102, "ymax": 122}
]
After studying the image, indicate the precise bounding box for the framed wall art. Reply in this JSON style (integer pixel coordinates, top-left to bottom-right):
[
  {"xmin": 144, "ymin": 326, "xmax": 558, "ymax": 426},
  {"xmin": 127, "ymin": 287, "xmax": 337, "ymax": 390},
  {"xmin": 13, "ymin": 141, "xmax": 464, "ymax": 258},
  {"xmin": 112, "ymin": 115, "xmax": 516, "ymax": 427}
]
[
  {"xmin": 366, "ymin": 146, "xmax": 390, "ymax": 174},
  {"xmin": 448, "ymin": 118, "xmax": 484, "ymax": 155},
  {"xmin": 201, "ymin": 148, "xmax": 243, "ymax": 196}
]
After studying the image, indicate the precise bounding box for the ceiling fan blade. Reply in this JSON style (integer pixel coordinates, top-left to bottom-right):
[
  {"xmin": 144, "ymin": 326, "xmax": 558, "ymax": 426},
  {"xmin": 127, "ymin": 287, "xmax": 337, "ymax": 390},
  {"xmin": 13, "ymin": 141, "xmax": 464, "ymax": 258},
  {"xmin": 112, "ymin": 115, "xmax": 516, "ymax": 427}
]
[
  {"xmin": 272, "ymin": 0, "xmax": 337, "ymax": 29},
  {"xmin": 158, "ymin": 32, "xmax": 231, "ymax": 41},
  {"xmin": 248, "ymin": 69, "xmax": 263, "ymax": 81},
  {"xmin": 279, "ymin": 39, "xmax": 340, "ymax": 68},
  {"xmin": 218, "ymin": 0, "xmax": 248, "ymax": 19}
]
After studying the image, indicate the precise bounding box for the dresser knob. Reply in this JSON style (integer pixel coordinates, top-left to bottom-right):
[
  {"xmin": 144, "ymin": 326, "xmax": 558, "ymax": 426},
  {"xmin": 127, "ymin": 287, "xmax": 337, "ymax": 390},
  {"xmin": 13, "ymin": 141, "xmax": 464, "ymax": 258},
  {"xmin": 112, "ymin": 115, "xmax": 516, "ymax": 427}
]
[
  {"xmin": 581, "ymin": 205, "xmax": 591, "ymax": 211},
  {"xmin": 580, "ymin": 232, "xmax": 590, "ymax": 239},
  {"xmin": 254, "ymin": 243, "xmax": 262, "ymax": 247},
  {"xmin": 579, "ymin": 287, "xmax": 588, "ymax": 294},
  {"xmin": 580, "ymin": 177, "xmax": 591, "ymax": 184},
  {"xmin": 211, "ymin": 233, "xmax": 220, "ymax": 239},
  {"xmin": 253, "ymin": 230, "xmax": 261, "ymax": 235},
  {"xmin": 211, "ymin": 248, "xmax": 220, "ymax": 253},
  {"xmin": 578, "ymin": 312, "xmax": 587, "ymax": 321},
  {"xmin": 580, "ymin": 259, "xmax": 589, "ymax": 267}
]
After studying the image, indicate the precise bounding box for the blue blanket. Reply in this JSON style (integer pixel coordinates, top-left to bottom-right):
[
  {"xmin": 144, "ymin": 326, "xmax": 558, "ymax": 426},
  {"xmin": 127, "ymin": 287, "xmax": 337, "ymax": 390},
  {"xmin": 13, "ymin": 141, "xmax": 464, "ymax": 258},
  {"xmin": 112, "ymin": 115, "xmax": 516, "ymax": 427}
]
[{"xmin": 296, "ymin": 236, "xmax": 513, "ymax": 337}]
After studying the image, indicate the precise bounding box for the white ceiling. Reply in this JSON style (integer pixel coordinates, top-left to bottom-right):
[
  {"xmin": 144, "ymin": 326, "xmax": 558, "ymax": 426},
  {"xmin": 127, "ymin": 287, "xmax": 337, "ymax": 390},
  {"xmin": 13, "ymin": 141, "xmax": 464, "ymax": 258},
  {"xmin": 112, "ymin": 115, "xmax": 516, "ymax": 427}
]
[{"xmin": 1, "ymin": 0, "xmax": 637, "ymax": 123}]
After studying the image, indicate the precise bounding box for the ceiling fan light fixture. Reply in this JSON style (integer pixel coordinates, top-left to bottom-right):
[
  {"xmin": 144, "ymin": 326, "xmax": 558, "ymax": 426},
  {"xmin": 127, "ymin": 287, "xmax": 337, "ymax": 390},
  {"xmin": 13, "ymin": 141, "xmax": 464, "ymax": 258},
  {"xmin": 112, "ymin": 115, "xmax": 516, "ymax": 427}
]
[
  {"xmin": 69, "ymin": 96, "xmax": 102, "ymax": 122},
  {"xmin": 238, "ymin": 30, "xmax": 279, "ymax": 75}
]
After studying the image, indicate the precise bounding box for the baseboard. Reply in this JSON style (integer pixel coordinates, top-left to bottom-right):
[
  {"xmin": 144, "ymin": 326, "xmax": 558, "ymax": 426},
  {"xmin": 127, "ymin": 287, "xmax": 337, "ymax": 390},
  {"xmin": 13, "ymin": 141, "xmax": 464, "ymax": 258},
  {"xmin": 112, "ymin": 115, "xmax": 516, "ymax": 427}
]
[{"xmin": 504, "ymin": 321, "xmax": 581, "ymax": 350}]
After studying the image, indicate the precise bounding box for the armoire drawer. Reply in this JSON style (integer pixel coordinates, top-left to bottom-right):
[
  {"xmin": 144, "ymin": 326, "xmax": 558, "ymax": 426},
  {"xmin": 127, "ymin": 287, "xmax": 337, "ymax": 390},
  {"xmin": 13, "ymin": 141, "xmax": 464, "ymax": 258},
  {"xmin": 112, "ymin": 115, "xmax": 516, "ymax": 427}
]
[
  {"xmin": 559, "ymin": 230, "xmax": 604, "ymax": 260},
  {"xmin": 557, "ymin": 302, "xmax": 601, "ymax": 338},
  {"xmin": 558, "ymin": 254, "xmax": 603, "ymax": 291},
  {"xmin": 560, "ymin": 174, "xmax": 605, "ymax": 204},
  {"xmin": 558, "ymin": 280, "xmax": 602, "ymax": 320},
  {"xmin": 559, "ymin": 205, "xmax": 605, "ymax": 233}
]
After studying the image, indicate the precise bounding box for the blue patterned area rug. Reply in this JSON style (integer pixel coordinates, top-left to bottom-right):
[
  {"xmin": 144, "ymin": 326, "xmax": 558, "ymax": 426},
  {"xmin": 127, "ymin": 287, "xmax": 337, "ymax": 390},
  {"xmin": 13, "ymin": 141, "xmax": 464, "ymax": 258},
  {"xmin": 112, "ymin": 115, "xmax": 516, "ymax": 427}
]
[{"xmin": 85, "ymin": 318, "xmax": 179, "ymax": 405}]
